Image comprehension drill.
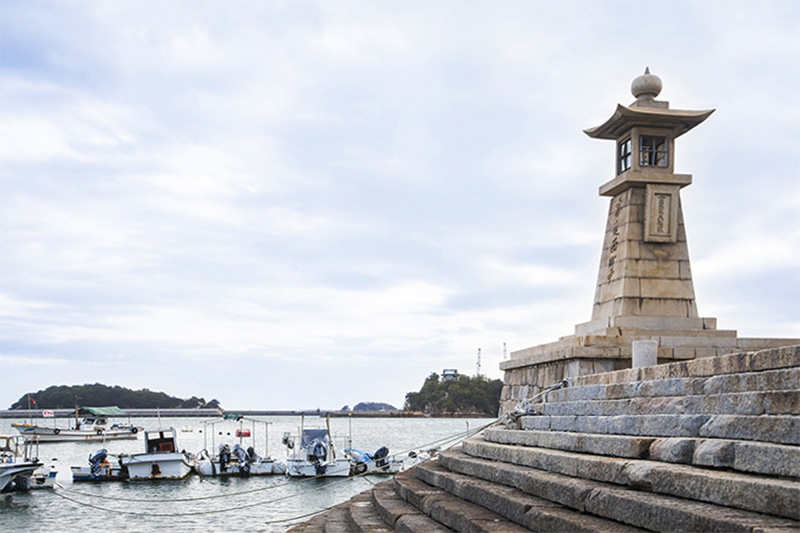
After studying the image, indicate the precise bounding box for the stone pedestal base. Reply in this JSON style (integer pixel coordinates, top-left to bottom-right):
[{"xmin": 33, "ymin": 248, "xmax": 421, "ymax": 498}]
[{"xmin": 499, "ymin": 328, "xmax": 800, "ymax": 414}]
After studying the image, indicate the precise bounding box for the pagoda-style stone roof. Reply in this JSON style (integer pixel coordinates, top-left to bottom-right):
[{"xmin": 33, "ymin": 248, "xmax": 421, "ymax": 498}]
[{"xmin": 584, "ymin": 103, "xmax": 714, "ymax": 140}]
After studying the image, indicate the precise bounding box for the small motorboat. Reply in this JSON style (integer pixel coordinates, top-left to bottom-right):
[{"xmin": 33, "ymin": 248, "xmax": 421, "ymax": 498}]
[
  {"xmin": 195, "ymin": 414, "xmax": 284, "ymax": 477},
  {"xmin": 71, "ymin": 448, "xmax": 128, "ymax": 482},
  {"xmin": 283, "ymin": 421, "xmax": 351, "ymax": 478},
  {"xmin": 345, "ymin": 446, "xmax": 405, "ymax": 475},
  {"xmin": 29, "ymin": 462, "xmax": 57, "ymax": 489},
  {"xmin": 12, "ymin": 406, "xmax": 143, "ymax": 443},
  {"xmin": 119, "ymin": 428, "xmax": 195, "ymax": 480},
  {"xmin": 195, "ymin": 443, "xmax": 286, "ymax": 477},
  {"xmin": 0, "ymin": 435, "xmax": 43, "ymax": 492}
]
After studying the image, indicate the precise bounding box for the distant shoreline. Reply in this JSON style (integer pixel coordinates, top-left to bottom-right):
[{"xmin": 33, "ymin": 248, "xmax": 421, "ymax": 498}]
[{"xmin": 0, "ymin": 408, "xmax": 493, "ymax": 419}]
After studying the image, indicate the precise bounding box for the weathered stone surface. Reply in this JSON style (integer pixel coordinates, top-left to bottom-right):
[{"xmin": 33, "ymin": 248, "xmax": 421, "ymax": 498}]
[
  {"xmin": 485, "ymin": 428, "xmax": 653, "ymax": 459},
  {"xmin": 699, "ymin": 415, "xmax": 800, "ymax": 445},
  {"xmin": 460, "ymin": 439, "xmax": 800, "ymax": 520},
  {"xmin": 648, "ymin": 437, "xmax": 696, "ymax": 464},
  {"xmin": 371, "ymin": 481, "xmax": 424, "ymax": 529},
  {"xmin": 732, "ymin": 441, "xmax": 800, "ymax": 479},
  {"xmin": 443, "ymin": 450, "xmax": 800, "ymax": 531},
  {"xmin": 395, "ymin": 468, "xmax": 529, "ymax": 533},
  {"xmin": 348, "ymin": 490, "xmax": 392, "ymax": 532},
  {"xmin": 322, "ymin": 504, "xmax": 352, "ymax": 533}
]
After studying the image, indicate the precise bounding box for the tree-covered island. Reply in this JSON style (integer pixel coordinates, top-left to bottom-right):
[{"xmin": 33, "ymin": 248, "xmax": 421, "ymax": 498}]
[
  {"xmin": 9, "ymin": 383, "xmax": 220, "ymax": 410},
  {"xmin": 404, "ymin": 372, "xmax": 503, "ymax": 417}
]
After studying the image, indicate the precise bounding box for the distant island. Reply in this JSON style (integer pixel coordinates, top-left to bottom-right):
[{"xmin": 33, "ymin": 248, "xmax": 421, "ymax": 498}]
[
  {"xmin": 341, "ymin": 402, "xmax": 397, "ymax": 412},
  {"xmin": 9, "ymin": 383, "xmax": 221, "ymax": 410},
  {"xmin": 404, "ymin": 372, "xmax": 503, "ymax": 417}
]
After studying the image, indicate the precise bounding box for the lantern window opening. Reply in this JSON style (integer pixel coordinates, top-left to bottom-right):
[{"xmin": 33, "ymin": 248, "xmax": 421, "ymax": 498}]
[
  {"xmin": 618, "ymin": 137, "xmax": 632, "ymax": 174},
  {"xmin": 639, "ymin": 135, "xmax": 668, "ymax": 167}
]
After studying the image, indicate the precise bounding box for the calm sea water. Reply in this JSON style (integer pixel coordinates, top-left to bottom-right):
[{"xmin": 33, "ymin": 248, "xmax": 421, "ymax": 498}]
[{"xmin": 0, "ymin": 415, "xmax": 495, "ymax": 532}]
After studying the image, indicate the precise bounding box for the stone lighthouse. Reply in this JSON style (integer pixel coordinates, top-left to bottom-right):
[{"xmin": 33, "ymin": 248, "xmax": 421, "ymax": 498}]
[{"xmin": 499, "ymin": 69, "xmax": 799, "ymax": 413}]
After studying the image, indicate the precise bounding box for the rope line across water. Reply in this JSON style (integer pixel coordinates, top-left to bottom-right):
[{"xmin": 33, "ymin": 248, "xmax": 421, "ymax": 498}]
[{"xmin": 50, "ymin": 419, "xmax": 498, "ymax": 519}]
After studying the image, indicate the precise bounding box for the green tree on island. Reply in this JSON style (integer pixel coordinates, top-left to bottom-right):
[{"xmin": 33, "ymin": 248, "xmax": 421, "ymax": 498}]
[{"xmin": 404, "ymin": 373, "xmax": 503, "ymax": 416}]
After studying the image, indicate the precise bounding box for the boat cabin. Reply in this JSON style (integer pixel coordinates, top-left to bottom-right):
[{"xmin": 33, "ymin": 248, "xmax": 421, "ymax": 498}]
[{"xmin": 145, "ymin": 429, "xmax": 179, "ymax": 454}]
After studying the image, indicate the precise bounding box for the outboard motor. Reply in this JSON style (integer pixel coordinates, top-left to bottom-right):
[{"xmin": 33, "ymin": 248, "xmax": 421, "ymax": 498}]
[
  {"xmin": 89, "ymin": 449, "xmax": 109, "ymax": 475},
  {"xmin": 232, "ymin": 444, "xmax": 251, "ymax": 476},
  {"xmin": 373, "ymin": 446, "xmax": 389, "ymax": 469},
  {"xmin": 218, "ymin": 443, "xmax": 231, "ymax": 473},
  {"xmin": 246, "ymin": 446, "xmax": 261, "ymax": 463}
]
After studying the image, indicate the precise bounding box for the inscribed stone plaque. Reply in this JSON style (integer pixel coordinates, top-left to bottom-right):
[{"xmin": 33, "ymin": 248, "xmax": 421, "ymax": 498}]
[{"xmin": 644, "ymin": 184, "xmax": 679, "ymax": 243}]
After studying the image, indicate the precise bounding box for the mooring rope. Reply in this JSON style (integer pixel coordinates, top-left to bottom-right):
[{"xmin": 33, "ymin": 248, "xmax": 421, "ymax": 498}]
[{"xmin": 51, "ymin": 418, "xmax": 499, "ymax": 520}]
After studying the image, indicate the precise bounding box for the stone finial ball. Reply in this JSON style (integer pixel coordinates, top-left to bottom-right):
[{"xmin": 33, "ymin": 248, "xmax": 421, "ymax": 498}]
[{"xmin": 631, "ymin": 67, "xmax": 663, "ymax": 99}]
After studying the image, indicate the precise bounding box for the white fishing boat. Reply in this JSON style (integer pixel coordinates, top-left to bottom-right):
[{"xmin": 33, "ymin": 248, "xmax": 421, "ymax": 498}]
[
  {"xmin": 283, "ymin": 418, "xmax": 350, "ymax": 477},
  {"xmin": 71, "ymin": 448, "xmax": 128, "ymax": 482},
  {"xmin": 119, "ymin": 428, "xmax": 194, "ymax": 480},
  {"xmin": 194, "ymin": 414, "xmax": 285, "ymax": 477},
  {"xmin": 30, "ymin": 460, "xmax": 58, "ymax": 489},
  {"xmin": 0, "ymin": 435, "xmax": 43, "ymax": 492},
  {"xmin": 195, "ymin": 443, "xmax": 286, "ymax": 477},
  {"xmin": 12, "ymin": 406, "xmax": 143, "ymax": 442}
]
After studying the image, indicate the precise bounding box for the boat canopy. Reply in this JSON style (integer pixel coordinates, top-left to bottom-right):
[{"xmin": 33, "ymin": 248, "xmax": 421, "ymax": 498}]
[
  {"xmin": 78, "ymin": 406, "xmax": 129, "ymax": 416},
  {"xmin": 300, "ymin": 429, "xmax": 330, "ymax": 448}
]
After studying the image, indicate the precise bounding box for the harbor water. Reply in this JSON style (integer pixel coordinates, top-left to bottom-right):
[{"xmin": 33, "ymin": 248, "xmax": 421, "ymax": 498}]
[{"xmin": 0, "ymin": 415, "xmax": 495, "ymax": 532}]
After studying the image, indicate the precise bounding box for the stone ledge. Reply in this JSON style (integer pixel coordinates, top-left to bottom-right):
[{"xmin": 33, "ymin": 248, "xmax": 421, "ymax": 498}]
[
  {"xmin": 416, "ymin": 459, "xmax": 643, "ymax": 532},
  {"xmin": 440, "ymin": 449, "xmax": 800, "ymax": 532},
  {"xmin": 349, "ymin": 490, "xmax": 392, "ymax": 532},
  {"xmin": 534, "ymin": 391, "xmax": 800, "ymax": 417},
  {"xmin": 571, "ymin": 345, "xmax": 800, "ymax": 386},
  {"xmin": 394, "ymin": 469, "xmax": 529, "ymax": 532},
  {"xmin": 459, "ymin": 439, "xmax": 800, "ymax": 520},
  {"xmin": 519, "ymin": 413, "xmax": 800, "ymax": 445}
]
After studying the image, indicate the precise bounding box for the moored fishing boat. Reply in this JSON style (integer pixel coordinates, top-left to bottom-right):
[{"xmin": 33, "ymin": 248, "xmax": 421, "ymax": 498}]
[
  {"xmin": 119, "ymin": 428, "xmax": 194, "ymax": 480},
  {"xmin": 195, "ymin": 443, "xmax": 286, "ymax": 477},
  {"xmin": 0, "ymin": 435, "xmax": 43, "ymax": 492},
  {"xmin": 70, "ymin": 448, "xmax": 128, "ymax": 482},
  {"xmin": 194, "ymin": 414, "xmax": 285, "ymax": 477},
  {"xmin": 283, "ymin": 418, "xmax": 350, "ymax": 477},
  {"xmin": 345, "ymin": 446, "xmax": 405, "ymax": 475},
  {"xmin": 12, "ymin": 406, "xmax": 143, "ymax": 442}
]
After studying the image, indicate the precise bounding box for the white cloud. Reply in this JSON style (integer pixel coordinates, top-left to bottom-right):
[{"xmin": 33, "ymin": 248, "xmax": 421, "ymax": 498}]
[{"xmin": 1, "ymin": 0, "xmax": 798, "ymax": 411}]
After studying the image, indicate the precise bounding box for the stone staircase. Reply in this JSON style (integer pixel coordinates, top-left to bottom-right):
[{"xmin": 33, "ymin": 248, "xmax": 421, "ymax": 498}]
[{"xmin": 288, "ymin": 345, "xmax": 800, "ymax": 532}]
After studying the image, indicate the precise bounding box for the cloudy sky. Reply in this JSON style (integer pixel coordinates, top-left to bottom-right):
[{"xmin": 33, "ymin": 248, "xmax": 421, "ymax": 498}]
[{"xmin": 1, "ymin": 1, "xmax": 798, "ymax": 411}]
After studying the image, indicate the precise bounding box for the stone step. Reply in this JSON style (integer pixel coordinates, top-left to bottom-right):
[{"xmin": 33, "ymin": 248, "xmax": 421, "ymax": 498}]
[
  {"xmin": 287, "ymin": 512, "xmax": 327, "ymax": 532},
  {"xmin": 534, "ymin": 390, "xmax": 800, "ymax": 417},
  {"xmin": 440, "ymin": 448, "xmax": 800, "ymax": 532},
  {"xmin": 571, "ymin": 346, "xmax": 800, "ymax": 387},
  {"xmin": 485, "ymin": 427, "xmax": 800, "ymax": 478},
  {"xmin": 546, "ymin": 367, "xmax": 799, "ymax": 404},
  {"xmin": 462, "ymin": 437, "xmax": 800, "ymax": 519},
  {"xmin": 323, "ymin": 503, "xmax": 353, "ymax": 533},
  {"xmin": 347, "ymin": 490, "xmax": 392, "ymax": 532},
  {"xmin": 415, "ymin": 460, "xmax": 645, "ymax": 532},
  {"xmin": 520, "ymin": 413, "xmax": 800, "ymax": 445},
  {"xmin": 371, "ymin": 479, "xmax": 453, "ymax": 533},
  {"xmin": 393, "ymin": 468, "xmax": 530, "ymax": 532}
]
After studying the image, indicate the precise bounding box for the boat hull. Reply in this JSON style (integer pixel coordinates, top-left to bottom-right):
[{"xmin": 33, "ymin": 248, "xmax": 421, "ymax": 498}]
[
  {"xmin": 0, "ymin": 461, "xmax": 42, "ymax": 492},
  {"xmin": 12, "ymin": 424, "xmax": 142, "ymax": 442},
  {"xmin": 71, "ymin": 465, "xmax": 128, "ymax": 482},
  {"xmin": 195, "ymin": 458, "xmax": 286, "ymax": 477},
  {"xmin": 285, "ymin": 458, "xmax": 351, "ymax": 477},
  {"xmin": 120, "ymin": 452, "xmax": 193, "ymax": 480}
]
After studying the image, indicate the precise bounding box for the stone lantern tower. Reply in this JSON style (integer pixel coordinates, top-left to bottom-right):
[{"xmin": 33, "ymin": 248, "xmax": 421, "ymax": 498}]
[
  {"xmin": 498, "ymin": 69, "xmax": 799, "ymax": 414},
  {"xmin": 581, "ymin": 68, "xmax": 714, "ymax": 333}
]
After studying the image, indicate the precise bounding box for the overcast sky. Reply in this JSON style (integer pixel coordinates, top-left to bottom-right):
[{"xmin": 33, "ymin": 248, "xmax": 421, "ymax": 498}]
[{"xmin": 1, "ymin": 1, "xmax": 798, "ymax": 411}]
